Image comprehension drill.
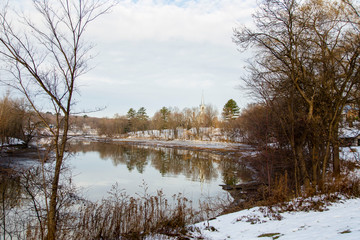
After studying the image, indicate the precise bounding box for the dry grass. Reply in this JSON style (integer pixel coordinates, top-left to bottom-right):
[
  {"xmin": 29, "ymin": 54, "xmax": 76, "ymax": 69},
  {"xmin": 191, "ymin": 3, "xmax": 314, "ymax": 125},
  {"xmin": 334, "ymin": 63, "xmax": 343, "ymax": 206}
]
[
  {"xmin": 3, "ymin": 164, "xmax": 225, "ymax": 240},
  {"xmin": 222, "ymin": 157, "xmax": 360, "ymax": 216},
  {"xmin": 71, "ymin": 183, "xmax": 196, "ymax": 239}
]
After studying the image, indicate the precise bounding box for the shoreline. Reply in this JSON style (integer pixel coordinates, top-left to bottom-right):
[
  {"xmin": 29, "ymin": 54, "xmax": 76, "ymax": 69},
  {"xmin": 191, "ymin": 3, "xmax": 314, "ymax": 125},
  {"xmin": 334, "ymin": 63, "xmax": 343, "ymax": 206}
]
[{"xmin": 72, "ymin": 135, "xmax": 255, "ymax": 153}]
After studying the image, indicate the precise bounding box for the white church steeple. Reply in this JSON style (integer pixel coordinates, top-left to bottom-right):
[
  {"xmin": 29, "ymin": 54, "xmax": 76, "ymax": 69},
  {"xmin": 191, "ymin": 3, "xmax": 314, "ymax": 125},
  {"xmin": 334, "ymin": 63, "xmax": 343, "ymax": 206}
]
[{"xmin": 200, "ymin": 91, "xmax": 205, "ymax": 114}]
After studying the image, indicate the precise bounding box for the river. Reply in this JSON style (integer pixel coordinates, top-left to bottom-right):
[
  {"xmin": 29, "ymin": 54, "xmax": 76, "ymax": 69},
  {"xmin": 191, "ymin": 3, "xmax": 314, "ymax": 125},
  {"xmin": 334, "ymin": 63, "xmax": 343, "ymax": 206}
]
[{"xmin": 68, "ymin": 140, "xmax": 253, "ymax": 205}]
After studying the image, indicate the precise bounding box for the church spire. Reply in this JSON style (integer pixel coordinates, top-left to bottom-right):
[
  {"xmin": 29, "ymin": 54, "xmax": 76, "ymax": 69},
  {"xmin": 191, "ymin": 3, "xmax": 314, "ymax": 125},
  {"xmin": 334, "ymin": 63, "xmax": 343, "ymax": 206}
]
[{"xmin": 200, "ymin": 91, "xmax": 205, "ymax": 114}]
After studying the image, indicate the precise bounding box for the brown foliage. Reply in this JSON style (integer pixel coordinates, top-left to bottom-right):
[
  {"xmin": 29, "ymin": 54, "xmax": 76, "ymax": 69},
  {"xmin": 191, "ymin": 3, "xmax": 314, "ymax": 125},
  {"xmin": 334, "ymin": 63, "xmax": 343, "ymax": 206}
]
[
  {"xmin": 71, "ymin": 184, "xmax": 195, "ymax": 239},
  {"xmin": 0, "ymin": 94, "xmax": 27, "ymax": 144}
]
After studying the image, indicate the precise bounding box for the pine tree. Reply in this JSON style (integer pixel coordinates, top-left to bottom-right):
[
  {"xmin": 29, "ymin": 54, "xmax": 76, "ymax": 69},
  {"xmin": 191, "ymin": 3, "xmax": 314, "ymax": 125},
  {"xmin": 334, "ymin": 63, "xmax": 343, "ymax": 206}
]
[
  {"xmin": 127, "ymin": 108, "xmax": 136, "ymax": 119},
  {"xmin": 137, "ymin": 107, "xmax": 149, "ymax": 131},
  {"xmin": 137, "ymin": 107, "xmax": 149, "ymax": 121},
  {"xmin": 222, "ymin": 99, "xmax": 240, "ymax": 120},
  {"xmin": 160, "ymin": 107, "xmax": 171, "ymax": 129},
  {"xmin": 126, "ymin": 108, "xmax": 137, "ymax": 132}
]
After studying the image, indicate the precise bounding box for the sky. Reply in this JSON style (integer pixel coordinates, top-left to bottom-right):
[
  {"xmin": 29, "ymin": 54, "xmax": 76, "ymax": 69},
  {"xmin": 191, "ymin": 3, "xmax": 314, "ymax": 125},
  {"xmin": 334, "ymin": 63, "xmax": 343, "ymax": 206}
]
[
  {"xmin": 4, "ymin": 0, "xmax": 257, "ymax": 118},
  {"xmin": 75, "ymin": 0, "xmax": 257, "ymax": 118}
]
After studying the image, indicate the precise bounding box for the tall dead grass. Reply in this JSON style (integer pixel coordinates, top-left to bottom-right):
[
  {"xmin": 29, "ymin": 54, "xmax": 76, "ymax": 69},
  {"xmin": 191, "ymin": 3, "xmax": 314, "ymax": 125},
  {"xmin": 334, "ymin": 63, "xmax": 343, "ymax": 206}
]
[
  {"xmin": 227, "ymin": 148, "xmax": 360, "ymax": 214},
  {"xmin": 4, "ymin": 165, "xmax": 225, "ymax": 240},
  {"xmin": 71, "ymin": 183, "xmax": 195, "ymax": 239}
]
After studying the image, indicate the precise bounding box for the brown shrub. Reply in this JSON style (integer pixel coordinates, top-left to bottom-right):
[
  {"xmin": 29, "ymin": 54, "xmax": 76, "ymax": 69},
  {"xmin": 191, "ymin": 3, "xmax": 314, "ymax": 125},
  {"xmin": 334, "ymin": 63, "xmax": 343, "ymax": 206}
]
[{"xmin": 71, "ymin": 184, "xmax": 195, "ymax": 239}]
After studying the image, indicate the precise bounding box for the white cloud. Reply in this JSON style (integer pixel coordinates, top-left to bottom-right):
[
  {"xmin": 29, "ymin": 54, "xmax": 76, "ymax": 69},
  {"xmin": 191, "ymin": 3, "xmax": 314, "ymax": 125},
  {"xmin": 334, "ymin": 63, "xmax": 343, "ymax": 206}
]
[
  {"xmin": 78, "ymin": 38, "xmax": 250, "ymax": 116},
  {"xmin": 2, "ymin": 0, "xmax": 257, "ymax": 118},
  {"xmin": 87, "ymin": 0, "xmax": 256, "ymax": 46},
  {"xmin": 14, "ymin": 0, "xmax": 256, "ymax": 117}
]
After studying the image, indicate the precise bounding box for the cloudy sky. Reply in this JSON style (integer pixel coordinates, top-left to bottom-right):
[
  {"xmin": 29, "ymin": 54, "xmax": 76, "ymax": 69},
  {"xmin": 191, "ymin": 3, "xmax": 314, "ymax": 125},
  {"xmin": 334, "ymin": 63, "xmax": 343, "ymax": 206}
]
[
  {"xmin": 4, "ymin": 0, "xmax": 256, "ymax": 118},
  {"xmin": 74, "ymin": 0, "xmax": 257, "ymax": 117}
]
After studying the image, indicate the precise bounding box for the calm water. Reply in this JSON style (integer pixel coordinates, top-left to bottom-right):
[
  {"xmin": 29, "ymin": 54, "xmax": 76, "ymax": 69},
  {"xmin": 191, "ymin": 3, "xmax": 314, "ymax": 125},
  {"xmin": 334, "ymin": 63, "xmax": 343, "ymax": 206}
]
[{"xmin": 68, "ymin": 141, "xmax": 252, "ymax": 204}]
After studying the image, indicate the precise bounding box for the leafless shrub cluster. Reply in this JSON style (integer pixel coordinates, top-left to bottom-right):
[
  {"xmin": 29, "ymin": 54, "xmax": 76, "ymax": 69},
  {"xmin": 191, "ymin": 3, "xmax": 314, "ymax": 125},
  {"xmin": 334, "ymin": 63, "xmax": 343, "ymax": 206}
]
[
  {"xmin": 1, "ymin": 162, "xmax": 79, "ymax": 240},
  {"xmin": 71, "ymin": 183, "xmax": 195, "ymax": 239},
  {"xmin": 2, "ymin": 168, "xmax": 224, "ymax": 240},
  {"xmin": 233, "ymin": 0, "xmax": 360, "ymax": 198}
]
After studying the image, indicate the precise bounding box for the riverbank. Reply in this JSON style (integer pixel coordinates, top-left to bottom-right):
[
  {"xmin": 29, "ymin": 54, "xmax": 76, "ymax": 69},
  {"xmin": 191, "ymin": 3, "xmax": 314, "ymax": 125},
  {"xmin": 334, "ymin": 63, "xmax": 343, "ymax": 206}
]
[
  {"xmin": 0, "ymin": 140, "xmax": 41, "ymax": 169},
  {"xmin": 185, "ymin": 146, "xmax": 360, "ymax": 239},
  {"xmin": 3, "ymin": 137, "xmax": 360, "ymax": 239},
  {"xmin": 75, "ymin": 136, "xmax": 253, "ymax": 152},
  {"xmin": 83, "ymin": 138, "xmax": 360, "ymax": 240},
  {"xmin": 188, "ymin": 196, "xmax": 360, "ymax": 239},
  {"xmin": 112, "ymin": 138, "xmax": 253, "ymax": 152}
]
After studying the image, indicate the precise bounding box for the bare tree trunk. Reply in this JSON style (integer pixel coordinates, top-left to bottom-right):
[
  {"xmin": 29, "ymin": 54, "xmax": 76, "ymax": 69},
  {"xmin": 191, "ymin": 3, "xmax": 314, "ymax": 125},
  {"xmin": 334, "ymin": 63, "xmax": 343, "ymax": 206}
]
[
  {"xmin": 47, "ymin": 136, "xmax": 67, "ymax": 240},
  {"xmin": 333, "ymin": 143, "xmax": 340, "ymax": 175},
  {"xmin": 296, "ymin": 144, "xmax": 310, "ymax": 189},
  {"xmin": 311, "ymin": 141, "xmax": 319, "ymax": 187},
  {"xmin": 332, "ymin": 122, "xmax": 340, "ymax": 177},
  {"xmin": 0, "ymin": 1, "xmax": 114, "ymax": 238}
]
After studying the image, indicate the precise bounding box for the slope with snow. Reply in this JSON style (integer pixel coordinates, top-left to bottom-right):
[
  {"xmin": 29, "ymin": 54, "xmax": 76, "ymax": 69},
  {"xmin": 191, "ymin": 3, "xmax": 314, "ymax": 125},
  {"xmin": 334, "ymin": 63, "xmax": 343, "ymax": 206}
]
[
  {"xmin": 190, "ymin": 197, "xmax": 360, "ymax": 239},
  {"xmin": 188, "ymin": 146, "xmax": 360, "ymax": 240}
]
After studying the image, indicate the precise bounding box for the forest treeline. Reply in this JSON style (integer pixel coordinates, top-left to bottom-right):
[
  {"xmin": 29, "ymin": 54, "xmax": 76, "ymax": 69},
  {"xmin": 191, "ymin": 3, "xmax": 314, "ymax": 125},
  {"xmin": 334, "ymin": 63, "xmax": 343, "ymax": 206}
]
[{"xmin": 0, "ymin": 94, "xmax": 246, "ymax": 142}]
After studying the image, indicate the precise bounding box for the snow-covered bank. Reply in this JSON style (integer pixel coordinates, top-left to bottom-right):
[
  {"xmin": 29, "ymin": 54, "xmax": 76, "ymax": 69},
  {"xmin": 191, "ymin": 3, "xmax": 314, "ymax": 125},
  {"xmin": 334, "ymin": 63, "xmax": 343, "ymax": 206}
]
[
  {"xmin": 190, "ymin": 197, "xmax": 360, "ymax": 239},
  {"xmin": 126, "ymin": 127, "xmax": 242, "ymax": 142},
  {"xmin": 0, "ymin": 137, "xmax": 25, "ymax": 146},
  {"xmin": 185, "ymin": 146, "xmax": 360, "ymax": 239},
  {"xmin": 112, "ymin": 138, "xmax": 251, "ymax": 151}
]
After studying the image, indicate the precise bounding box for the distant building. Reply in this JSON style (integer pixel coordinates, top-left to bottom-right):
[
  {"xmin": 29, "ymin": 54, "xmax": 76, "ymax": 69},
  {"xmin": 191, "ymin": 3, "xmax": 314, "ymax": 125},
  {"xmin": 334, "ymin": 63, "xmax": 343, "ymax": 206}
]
[
  {"xmin": 343, "ymin": 104, "xmax": 360, "ymax": 126},
  {"xmin": 200, "ymin": 92, "xmax": 205, "ymax": 115},
  {"xmin": 339, "ymin": 128, "xmax": 360, "ymax": 146}
]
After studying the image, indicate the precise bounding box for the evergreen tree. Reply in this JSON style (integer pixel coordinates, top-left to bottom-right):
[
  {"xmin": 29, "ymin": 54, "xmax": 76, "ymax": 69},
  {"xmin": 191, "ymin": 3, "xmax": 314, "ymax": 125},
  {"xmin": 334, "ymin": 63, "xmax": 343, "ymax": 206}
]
[
  {"xmin": 222, "ymin": 99, "xmax": 240, "ymax": 120},
  {"xmin": 127, "ymin": 108, "xmax": 136, "ymax": 119},
  {"xmin": 137, "ymin": 107, "xmax": 149, "ymax": 131},
  {"xmin": 137, "ymin": 107, "xmax": 149, "ymax": 121},
  {"xmin": 126, "ymin": 108, "xmax": 137, "ymax": 132},
  {"xmin": 159, "ymin": 107, "xmax": 171, "ymax": 129}
]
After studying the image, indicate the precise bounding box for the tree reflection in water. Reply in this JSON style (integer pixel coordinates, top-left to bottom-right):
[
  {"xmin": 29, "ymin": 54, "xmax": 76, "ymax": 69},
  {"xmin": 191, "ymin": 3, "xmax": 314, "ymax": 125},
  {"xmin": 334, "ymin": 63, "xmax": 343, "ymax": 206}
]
[
  {"xmin": 69, "ymin": 141, "xmax": 252, "ymax": 185},
  {"xmin": 68, "ymin": 141, "xmax": 254, "ymax": 207}
]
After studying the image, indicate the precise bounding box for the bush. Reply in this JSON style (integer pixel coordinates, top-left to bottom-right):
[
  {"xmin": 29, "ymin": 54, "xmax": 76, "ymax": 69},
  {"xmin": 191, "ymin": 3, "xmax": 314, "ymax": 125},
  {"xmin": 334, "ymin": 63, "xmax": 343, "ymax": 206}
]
[{"xmin": 71, "ymin": 184, "xmax": 195, "ymax": 239}]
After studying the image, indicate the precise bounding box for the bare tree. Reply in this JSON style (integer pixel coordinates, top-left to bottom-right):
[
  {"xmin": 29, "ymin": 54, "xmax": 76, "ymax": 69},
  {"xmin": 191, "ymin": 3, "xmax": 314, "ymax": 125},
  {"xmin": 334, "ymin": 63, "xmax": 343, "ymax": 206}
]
[
  {"xmin": 234, "ymin": 0, "xmax": 360, "ymax": 190},
  {"xmin": 203, "ymin": 104, "xmax": 219, "ymax": 128},
  {"xmin": 0, "ymin": 92, "xmax": 34, "ymax": 146},
  {"xmin": 0, "ymin": 0, "xmax": 114, "ymax": 239}
]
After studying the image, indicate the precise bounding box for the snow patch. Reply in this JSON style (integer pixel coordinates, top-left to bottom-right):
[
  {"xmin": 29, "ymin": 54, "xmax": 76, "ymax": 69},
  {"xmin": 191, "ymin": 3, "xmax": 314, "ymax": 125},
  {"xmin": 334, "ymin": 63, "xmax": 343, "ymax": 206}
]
[
  {"xmin": 190, "ymin": 198, "xmax": 360, "ymax": 239},
  {"xmin": 0, "ymin": 138, "xmax": 25, "ymax": 146}
]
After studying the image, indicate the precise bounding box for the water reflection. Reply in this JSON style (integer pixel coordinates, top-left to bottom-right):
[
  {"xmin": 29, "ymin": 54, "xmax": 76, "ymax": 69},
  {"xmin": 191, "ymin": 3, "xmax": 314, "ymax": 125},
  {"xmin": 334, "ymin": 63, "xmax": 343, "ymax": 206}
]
[
  {"xmin": 0, "ymin": 171, "xmax": 22, "ymax": 208},
  {"xmin": 68, "ymin": 141, "xmax": 252, "ymax": 202}
]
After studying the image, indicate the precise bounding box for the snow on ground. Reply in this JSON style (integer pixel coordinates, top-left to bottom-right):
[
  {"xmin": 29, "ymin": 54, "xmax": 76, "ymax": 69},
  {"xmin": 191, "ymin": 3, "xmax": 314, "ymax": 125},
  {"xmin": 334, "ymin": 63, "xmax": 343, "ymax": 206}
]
[
  {"xmin": 0, "ymin": 137, "xmax": 25, "ymax": 146},
  {"xmin": 112, "ymin": 138, "xmax": 253, "ymax": 151},
  {"xmin": 340, "ymin": 146, "xmax": 360, "ymax": 162},
  {"xmin": 3, "ymin": 136, "xmax": 359, "ymax": 239},
  {"xmin": 185, "ymin": 146, "xmax": 360, "ymax": 240},
  {"xmin": 189, "ymin": 197, "xmax": 360, "ymax": 239}
]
